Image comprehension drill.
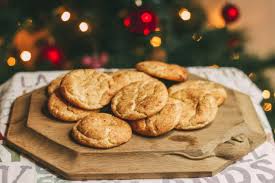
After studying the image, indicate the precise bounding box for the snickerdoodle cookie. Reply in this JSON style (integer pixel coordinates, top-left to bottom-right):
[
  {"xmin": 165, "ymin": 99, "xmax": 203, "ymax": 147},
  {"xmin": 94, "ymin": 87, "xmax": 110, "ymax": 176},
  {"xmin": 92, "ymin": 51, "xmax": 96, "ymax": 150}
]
[
  {"xmin": 48, "ymin": 91, "xmax": 97, "ymax": 122},
  {"xmin": 47, "ymin": 75, "xmax": 64, "ymax": 95},
  {"xmin": 60, "ymin": 69, "xmax": 114, "ymax": 110},
  {"xmin": 136, "ymin": 61, "xmax": 188, "ymax": 81},
  {"xmin": 72, "ymin": 113, "xmax": 132, "ymax": 148},
  {"xmin": 111, "ymin": 70, "xmax": 153, "ymax": 94},
  {"xmin": 169, "ymin": 80, "xmax": 227, "ymax": 106},
  {"xmin": 130, "ymin": 98, "xmax": 182, "ymax": 136},
  {"xmin": 170, "ymin": 90, "xmax": 218, "ymax": 130},
  {"xmin": 111, "ymin": 80, "xmax": 168, "ymax": 120}
]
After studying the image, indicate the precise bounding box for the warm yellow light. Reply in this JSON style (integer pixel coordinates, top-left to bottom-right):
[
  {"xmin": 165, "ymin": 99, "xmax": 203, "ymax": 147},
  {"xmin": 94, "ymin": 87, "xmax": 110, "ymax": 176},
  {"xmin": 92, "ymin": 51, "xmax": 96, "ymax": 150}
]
[
  {"xmin": 135, "ymin": 0, "xmax": 142, "ymax": 7},
  {"xmin": 61, "ymin": 11, "xmax": 71, "ymax": 22},
  {"xmin": 248, "ymin": 72, "xmax": 256, "ymax": 80},
  {"xmin": 150, "ymin": 36, "xmax": 162, "ymax": 47},
  {"xmin": 79, "ymin": 22, "xmax": 89, "ymax": 32},
  {"xmin": 155, "ymin": 27, "xmax": 160, "ymax": 32},
  {"xmin": 209, "ymin": 64, "xmax": 220, "ymax": 69},
  {"xmin": 7, "ymin": 57, "xmax": 16, "ymax": 66},
  {"xmin": 20, "ymin": 51, "xmax": 31, "ymax": 62},
  {"xmin": 192, "ymin": 33, "xmax": 203, "ymax": 42},
  {"xmin": 263, "ymin": 102, "xmax": 272, "ymax": 112},
  {"xmin": 262, "ymin": 90, "xmax": 271, "ymax": 99},
  {"xmin": 231, "ymin": 53, "xmax": 240, "ymax": 60},
  {"xmin": 179, "ymin": 8, "xmax": 191, "ymax": 21}
]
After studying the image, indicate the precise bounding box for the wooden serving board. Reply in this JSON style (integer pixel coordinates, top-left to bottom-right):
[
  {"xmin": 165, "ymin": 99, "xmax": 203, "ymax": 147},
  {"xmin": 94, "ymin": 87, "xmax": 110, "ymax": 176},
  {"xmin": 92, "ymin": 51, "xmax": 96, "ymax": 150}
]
[{"xmin": 5, "ymin": 74, "xmax": 266, "ymax": 180}]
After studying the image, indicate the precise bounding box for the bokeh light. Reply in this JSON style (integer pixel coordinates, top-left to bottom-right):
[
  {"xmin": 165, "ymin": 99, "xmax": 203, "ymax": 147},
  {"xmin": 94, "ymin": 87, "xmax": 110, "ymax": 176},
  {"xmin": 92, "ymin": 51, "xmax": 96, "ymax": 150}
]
[
  {"xmin": 61, "ymin": 11, "xmax": 71, "ymax": 22},
  {"xmin": 262, "ymin": 90, "xmax": 271, "ymax": 99},
  {"xmin": 141, "ymin": 12, "xmax": 152, "ymax": 23},
  {"xmin": 263, "ymin": 102, "xmax": 272, "ymax": 112},
  {"xmin": 7, "ymin": 57, "xmax": 16, "ymax": 66},
  {"xmin": 231, "ymin": 52, "xmax": 240, "ymax": 60},
  {"xmin": 143, "ymin": 28, "xmax": 150, "ymax": 35},
  {"xmin": 135, "ymin": 0, "xmax": 142, "ymax": 7},
  {"xmin": 248, "ymin": 72, "xmax": 257, "ymax": 80},
  {"xmin": 20, "ymin": 51, "xmax": 31, "ymax": 62},
  {"xmin": 192, "ymin": 33, "xmax": 203, "ymax": 42},
  {"xmin": 179, "ymin": 8, "xmax": 191, "ymax": 21},
  {"xmin": 150, "ymin": 36, "xmax": 162, "ymax": 47},
  {"xmin": 79, "ymin": 22, "xmax": 89, "ymax": 32}
]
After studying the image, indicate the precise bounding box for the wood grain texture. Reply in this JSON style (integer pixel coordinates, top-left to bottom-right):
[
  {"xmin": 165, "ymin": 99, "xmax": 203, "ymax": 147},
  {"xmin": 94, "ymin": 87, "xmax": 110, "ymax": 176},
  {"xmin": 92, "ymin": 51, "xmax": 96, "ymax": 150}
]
[{"xmin": 5, "ymin": 74, "xmax": 266, "ymax": 180}]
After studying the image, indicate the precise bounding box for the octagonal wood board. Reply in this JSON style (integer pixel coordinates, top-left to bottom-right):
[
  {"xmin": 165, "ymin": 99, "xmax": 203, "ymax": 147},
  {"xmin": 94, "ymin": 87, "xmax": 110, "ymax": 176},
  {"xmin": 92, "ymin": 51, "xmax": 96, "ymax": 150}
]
[{"xmin": 6, "ymin": 74, "xmax": 266, "ymax": 180}]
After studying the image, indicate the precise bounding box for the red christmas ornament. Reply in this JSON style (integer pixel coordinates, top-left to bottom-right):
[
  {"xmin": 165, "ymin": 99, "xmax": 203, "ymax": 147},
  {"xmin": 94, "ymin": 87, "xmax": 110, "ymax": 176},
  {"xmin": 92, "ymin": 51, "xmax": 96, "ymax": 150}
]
[
  {"xmin": 222, "ymin": 3, "xmax": 240, "ymax": 24},
  {"xmin": 42, "ymin": 46, "xmax": 63, "ymax": 65},
  {"xmin": 123, "ymin": 9, "xmax": 158, "ymax": 36}
]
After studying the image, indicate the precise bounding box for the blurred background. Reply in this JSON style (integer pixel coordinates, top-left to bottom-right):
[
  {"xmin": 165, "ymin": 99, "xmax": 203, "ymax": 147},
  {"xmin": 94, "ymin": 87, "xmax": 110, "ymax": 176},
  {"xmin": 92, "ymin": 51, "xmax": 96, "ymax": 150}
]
[{"xmin": 0, "ymin": 0, "xmax": 274, "ymax": 130}]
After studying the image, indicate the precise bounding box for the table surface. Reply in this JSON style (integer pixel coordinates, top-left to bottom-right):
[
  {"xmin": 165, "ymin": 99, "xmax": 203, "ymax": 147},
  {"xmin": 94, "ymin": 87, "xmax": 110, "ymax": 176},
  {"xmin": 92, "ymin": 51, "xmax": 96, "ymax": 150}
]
[{"xmin": 0, "ymin": 67, "xmax": 274, "ymax": 183}]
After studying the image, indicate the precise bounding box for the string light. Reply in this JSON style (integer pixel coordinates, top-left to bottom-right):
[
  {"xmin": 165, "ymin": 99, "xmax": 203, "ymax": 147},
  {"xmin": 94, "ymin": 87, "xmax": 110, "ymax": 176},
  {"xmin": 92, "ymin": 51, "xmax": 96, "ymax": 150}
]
[
  {"xmin": 141, "ymin": 12, "xmax": 152, "ymax": 23},
  {"xmin": 231, "ymin": 52, "xmax": 240, "ymax": 60},
  {"xmin": 192, "ymin": 33, "xmax": 203, "ymax": 42},
  {"xmin": 263, "ymin": 102, "xmax": 272, "ymax": 112},
  {"xmin": 143, "ymin": 28, "xmax": 150, "ymax": 36},
  {"xmin": 25, "ymin": 19, "xmax": 32, "ymax": 24},
  {"xmin": 179, "ymin": 8, "xmax": 191, "ymax": 21},
  {"xmin": 20, "ymin": 51, "xmax": 31, "ymax": 62},
  {"xmin": 7, "ymin": 57, "xmax": 16, "ymax": 66},
  {"xmin": 262, "ymin": 90, "xmax": 271, "ymax": 99},
  {"xmin": 150, "ymin": 36, "xmax": 162, "ymax": 47},
  {"xmin": 24, "ymin": 18, "xmax": 33, "ymax": 27},
  {"xmin": 123, "ymin": 17, "xmax": 131, "ymax": 27},
  {"xmin": 135, "ymin": 0, "xmax": 142, "ymax": 7},
  {"xmin": 155, "ymin": 27, "xmax": 160, "ymax": 32},
  {"xmin": 248, "ymin": 72, "xmax": 256, "ymax": 80},
  {"xmin": 61, "ymin": 11, "xmax": 71, "ymax": 22},
  {"xmin": 79, "ymin": 22, "xmax": 89, "ymax": 32}
]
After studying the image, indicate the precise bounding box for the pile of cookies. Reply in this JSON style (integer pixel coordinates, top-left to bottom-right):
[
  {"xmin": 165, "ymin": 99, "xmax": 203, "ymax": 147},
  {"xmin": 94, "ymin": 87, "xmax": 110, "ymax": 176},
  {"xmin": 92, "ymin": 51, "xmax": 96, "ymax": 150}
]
[{"xmin": 47, "ymin": 61, "xmax": 227, "ymax": 149}]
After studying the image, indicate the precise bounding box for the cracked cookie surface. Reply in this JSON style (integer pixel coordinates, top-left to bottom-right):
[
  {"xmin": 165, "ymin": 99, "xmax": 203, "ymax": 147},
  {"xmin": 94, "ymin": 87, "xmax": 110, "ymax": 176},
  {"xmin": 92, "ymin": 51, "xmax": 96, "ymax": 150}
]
[
  {"xmin": 171, "ymin": 90, "xmax": 218, "ymax": 130},
  {"xmin": 48, "ymin": 90, "xmax": 97, "ymax": 122},
  {"xmin": 169, "ymin": 80, "xmax": 227, "ymax": 106},
  {"xmin": 130, "ymin": 98, "xmax": 182, "ymax": 136},
  {"xmin": 111, "ymin": 80, "xmax": 168, "ymax": 120},
  {"xmin": 72, "ymin": 113, "xmax": 132, "ymax": 148},
  {"xmin": 60, "ymin": 69, "xmax": 114, "ymax": 110},
  {"xmin": 47, "ymin": 75, "xmax": 65, "ymax": 95},
  {"xmin": 111, "ymin": 70, "xmax": 153, "ymax": 94},
  {"xmin": 136, "ymin": 61, "xmax": 188, "ymax": 81}
]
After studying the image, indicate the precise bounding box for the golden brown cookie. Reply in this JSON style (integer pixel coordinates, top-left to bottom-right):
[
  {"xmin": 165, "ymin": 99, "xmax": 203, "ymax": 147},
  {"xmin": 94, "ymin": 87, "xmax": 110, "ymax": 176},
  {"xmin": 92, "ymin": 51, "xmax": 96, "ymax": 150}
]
[
  {"xmin": 111, "ymin": 70, "xmax": 153, "ymax": 94},
  {"xmin": 60, "ymin": 69, "xmax": 114, "ymax": 110},
  {"xmin": 48, "ymin": 91, "xmax": 97, "ymax": 122},
  {"xmin": 136, "ymin": 61, "xmax": 188, "ymax": 81},
  {"xmin": 171, "ymin": 90, "xmax": 218, "ymax": 130},
  {"xmin": 72, "ymin": 113, "xmax": 132, "ymax": 148},
  {"xmin": 47, "ymin": 75, "xmax": 64, "ymax": 95},
  {"xmin": 130, "ymin": 98, "xmax": 182, "ymax": 136},
  {"xmin": 169, "ymin": 80, "xmax": 227, "ymax": 106},
  {"xmin": 111, "ymin": 80, "xmax": 168, "ymax": 120}
]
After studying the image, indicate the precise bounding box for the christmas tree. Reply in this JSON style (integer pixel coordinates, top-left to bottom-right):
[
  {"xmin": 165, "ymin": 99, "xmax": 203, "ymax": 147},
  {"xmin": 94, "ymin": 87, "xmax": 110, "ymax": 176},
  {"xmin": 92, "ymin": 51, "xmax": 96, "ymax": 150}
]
[{"xmin": 0, "ymin": 0, "xmax": 274, "ymax": 130}]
